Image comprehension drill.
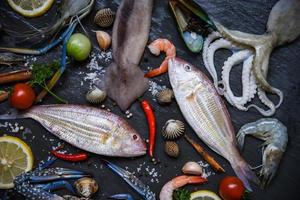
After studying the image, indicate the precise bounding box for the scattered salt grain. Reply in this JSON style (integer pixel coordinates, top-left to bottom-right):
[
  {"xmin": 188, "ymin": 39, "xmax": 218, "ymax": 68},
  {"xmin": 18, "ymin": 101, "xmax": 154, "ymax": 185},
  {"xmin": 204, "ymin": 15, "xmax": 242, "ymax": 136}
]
[{"xmin": 148, "ymin": 80, "xmax": 166, "ymax": 98}]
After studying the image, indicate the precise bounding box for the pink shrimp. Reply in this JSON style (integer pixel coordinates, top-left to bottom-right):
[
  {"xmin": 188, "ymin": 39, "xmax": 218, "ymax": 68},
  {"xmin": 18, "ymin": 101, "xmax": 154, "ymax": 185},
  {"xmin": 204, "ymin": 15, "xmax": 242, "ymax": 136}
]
[
  {"xmin": 144, "ymin": 38, "xmax": 176, "ymax": 78},
  {"xmin": 159, "ymin": 175, "xmax": 207, "ymax": 200}
]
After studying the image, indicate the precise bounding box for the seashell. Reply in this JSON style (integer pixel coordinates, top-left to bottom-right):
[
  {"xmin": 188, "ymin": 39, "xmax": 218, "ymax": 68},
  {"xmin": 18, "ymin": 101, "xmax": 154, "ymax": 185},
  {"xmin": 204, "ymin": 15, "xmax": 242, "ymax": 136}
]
[
  {"xmin": 156, "ymin": 88, "xmax": 174, "ymax": 105},
  {"xmin": 164, "ymin": 141, "xmax": 179, "ymax": 158},
  {"xmin": 63, "ymin": 195, "xmax": 90, "ymax": 200},
  {"xmin": 182, "ymin": 161, "xmax": 203, "ymax": 175},
  {"xmin": 94, "ymin": 8, "xmax": 115, "ymax": 28},
  {"xmin": 161, "ymin": 119, "xmax": 185, "ymax": 140},
  {"xmin": 74, "ymin": 177, "xmax": 99, "ymax": 198},
  {"xmin": 95, "ymin": 31, "xmax": 111, "ymax": 50},
  {"xmin": 165, "ymin": 141, "xmax": 179, "ymax": 157},
  {"xmin": 86, "ymin": 86, "xmax": 107, "ymax": 104}
]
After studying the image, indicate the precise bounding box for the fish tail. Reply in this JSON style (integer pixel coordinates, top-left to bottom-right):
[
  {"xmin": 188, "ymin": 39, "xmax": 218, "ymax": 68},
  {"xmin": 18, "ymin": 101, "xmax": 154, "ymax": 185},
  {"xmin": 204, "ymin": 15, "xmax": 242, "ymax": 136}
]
[
  {"xmin": 0, "ymin": 109, "xmax": 25, "ymax": 120},
  {"xmin": 230, "ymin": 155, "xmax": 260, "ymax": 191}
]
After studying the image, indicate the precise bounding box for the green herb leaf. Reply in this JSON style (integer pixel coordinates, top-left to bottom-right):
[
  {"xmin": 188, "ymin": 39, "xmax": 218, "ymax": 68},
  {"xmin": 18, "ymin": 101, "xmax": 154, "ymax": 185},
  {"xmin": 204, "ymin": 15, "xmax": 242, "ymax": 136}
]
[
  {"xmin": 173, "ymin": 188, "xmax": 191, "ymax": 200},
  {"xmin": 29, "ymin": 61, "xmax": 67, "ymax": 103},
  {"xmin": 29, "ymin": 61, "xmax": 60, "ymax": 86}
]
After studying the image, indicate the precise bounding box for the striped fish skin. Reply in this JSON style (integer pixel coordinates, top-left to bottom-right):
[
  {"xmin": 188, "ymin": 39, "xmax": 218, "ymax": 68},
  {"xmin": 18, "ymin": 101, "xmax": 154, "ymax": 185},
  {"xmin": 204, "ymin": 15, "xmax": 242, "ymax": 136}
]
[
  {"xmin": 168, "ymin": 58, "xmax": 259, "ymax": 190},
  {"xmin": 23, "ymin": 104, "xmax": 146, "ymax": 157}
]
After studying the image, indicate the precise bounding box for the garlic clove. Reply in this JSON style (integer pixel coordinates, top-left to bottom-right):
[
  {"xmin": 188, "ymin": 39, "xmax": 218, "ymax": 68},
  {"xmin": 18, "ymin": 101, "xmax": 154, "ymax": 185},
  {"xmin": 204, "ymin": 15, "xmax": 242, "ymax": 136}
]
[
  {"xmin": 95, "ymin": 31, "xmax": 111, "ymax": 51},
  {"xmin": 182, "ymin": 161, "xmax": 203, "ymax": 175}
]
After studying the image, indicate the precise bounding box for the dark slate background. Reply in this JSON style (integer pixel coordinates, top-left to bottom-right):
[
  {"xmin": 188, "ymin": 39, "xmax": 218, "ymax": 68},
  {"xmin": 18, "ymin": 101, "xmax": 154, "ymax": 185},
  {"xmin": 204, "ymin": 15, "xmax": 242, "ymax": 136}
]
[{"xmin": 0, "ymin": 0, "xmax": 300, "ymax": 199}]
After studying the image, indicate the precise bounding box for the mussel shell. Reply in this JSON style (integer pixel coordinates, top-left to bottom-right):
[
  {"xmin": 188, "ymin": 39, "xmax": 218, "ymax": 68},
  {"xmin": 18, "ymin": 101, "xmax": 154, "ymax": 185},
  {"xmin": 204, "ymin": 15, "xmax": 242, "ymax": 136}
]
[
  {"xmin": 86, "ymin": 87, "xmax": 107, "ymax": 104},
  {"xmin": 74, "ymin": 177, "xmax": 99, "ymax": 198},
  {"xmin": 161, "ymin": 119, "xmax": 185, "ymax": 140},
  {"xmin": 94, "ymin": 8, "xmax": 115, "ymax": 28},
  {"xmin": 156, "ymin": 88, "xmax": 174, "ymax": 105},
  {"xmin": 182, "ymin": 161, "xmax": 203, "ymax": 175},
  {"xmin": 164, "ymin": 141, "xmax": 179, "ymax": 158}
]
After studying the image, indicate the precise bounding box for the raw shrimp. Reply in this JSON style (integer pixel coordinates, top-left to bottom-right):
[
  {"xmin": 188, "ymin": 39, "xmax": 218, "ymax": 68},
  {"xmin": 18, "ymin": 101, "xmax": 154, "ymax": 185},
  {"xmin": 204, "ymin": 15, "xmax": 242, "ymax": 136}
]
[
  {"xmin": 237, "ymin": 118, "xmax": 288, "ymax": 187},
  {"xmin": 159, "ymin": 175, "xmax": 207, "ymax": 200},
  {"xmin": 145, "ymin": 38, "xmax": 176, "ymax": 78}
]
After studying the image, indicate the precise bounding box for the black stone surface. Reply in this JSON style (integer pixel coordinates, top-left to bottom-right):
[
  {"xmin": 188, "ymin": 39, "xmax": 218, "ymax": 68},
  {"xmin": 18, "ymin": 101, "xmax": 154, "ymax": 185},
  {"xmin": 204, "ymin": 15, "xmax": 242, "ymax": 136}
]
[{"xmin": 0, "ymin": 0, "xmax": 300, "ymax": 199}]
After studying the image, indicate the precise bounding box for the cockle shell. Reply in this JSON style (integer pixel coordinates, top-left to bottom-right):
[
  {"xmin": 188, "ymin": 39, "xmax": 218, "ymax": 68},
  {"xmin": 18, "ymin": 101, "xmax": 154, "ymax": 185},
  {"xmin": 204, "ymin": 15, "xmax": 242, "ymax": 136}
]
[
  {"xmin": 95, "ymin": 31, "xmax": 111, "ymax": 50},
  {"xmin": 182, "ymin": 161, "xmax": 203, "ymax": 175},
  {"xmin": 164, "ymin": 141, "xmax": 179, "ymax": 158},
  {"xmin": 74, "ymin": 177, "xmax": 99, "ymax": 198},
  {"xmin": 86, "ymin": 87, "xmax": 107, "ymax": 104},
  {"xmin": 94, "ymin": 8, "xmax": 115, "ymax": 28},
  {"xmin": 161, "ymin": 119, "xmax": 185, "ymax": 140},
  {"xmin": 156, "ymin": 88, "xmax": 174, "ymax": 105}
]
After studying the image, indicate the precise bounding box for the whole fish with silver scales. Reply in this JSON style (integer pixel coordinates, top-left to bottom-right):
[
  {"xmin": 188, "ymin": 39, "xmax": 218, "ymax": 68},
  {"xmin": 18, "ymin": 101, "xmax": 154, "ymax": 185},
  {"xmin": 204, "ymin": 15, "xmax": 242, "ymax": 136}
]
[{"xmin": 0, "ymin": 104, "xmax": 147, "ymax": 157}]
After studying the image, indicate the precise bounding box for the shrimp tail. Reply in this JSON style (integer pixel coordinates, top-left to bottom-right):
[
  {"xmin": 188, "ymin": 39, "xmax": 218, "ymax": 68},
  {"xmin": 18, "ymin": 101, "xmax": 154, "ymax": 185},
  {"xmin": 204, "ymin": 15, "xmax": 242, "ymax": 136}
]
[
  {"xmin": 186, "ymin": 176, "xmax": 207, "ymax": 184},
  {"xmin": 231, "ymin": 155, "xmax": 260, "ymax": 191},
  {"xmin": 144, "ymin": 60, "xmax": 168, "ymax": 78}
]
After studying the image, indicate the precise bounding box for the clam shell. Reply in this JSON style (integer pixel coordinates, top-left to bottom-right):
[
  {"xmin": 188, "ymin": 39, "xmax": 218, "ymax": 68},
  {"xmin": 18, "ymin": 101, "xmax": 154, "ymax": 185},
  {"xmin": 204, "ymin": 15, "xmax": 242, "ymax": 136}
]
[
  {"xmin": 182, "ymin": 161, "xmax": 203, "ymax": 175},
  {"xmin": 164, "ymin": 141, "xmax": 179, "ymax": 158},
  {"xmin": 161, "ymin": 119, "xmax": 185, "ymax": 140},
  {"xmin": 74, "ymin": 177, "xmax": 99, "ymax": 198},
  {"xmin": 156, "ymin": 88, "xmax": 174, "ymax": 105},
  {"xmin": 95, "ymin": 31, "xmax": 111, "ymax": 50},
  {"xmin": 94, "ymin": 8, "xmax": 115, "ymax": 28},
  {"xmin": 86, "ymin": 87, "xmax": 107, "ymax": 104}
]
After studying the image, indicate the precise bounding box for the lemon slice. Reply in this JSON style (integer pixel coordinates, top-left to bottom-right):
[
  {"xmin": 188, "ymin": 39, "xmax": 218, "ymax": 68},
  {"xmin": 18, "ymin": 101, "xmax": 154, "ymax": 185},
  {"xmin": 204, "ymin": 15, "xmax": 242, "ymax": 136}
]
[
  {"xmin": 0, "ymin": 136, "xmax": 34, "ymax": 189},
  {"xmin": 7, "ymin": 0, "xmax": 54, "ymax": 18},
  {"xmin": 190, "ymin": 190, "xmax": 222, "ymax": 200}
]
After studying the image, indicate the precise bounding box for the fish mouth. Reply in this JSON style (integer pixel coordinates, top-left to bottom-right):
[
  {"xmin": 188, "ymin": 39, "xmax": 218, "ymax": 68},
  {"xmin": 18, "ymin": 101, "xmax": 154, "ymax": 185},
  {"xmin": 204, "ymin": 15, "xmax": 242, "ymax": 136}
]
[{"xmin": 121, "ymin": 140, "xmax": 147, "ymax": 157}]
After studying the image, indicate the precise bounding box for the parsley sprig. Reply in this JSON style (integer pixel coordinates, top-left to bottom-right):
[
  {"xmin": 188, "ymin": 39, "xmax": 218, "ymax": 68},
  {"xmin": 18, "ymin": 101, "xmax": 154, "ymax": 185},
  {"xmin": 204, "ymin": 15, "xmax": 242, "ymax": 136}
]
[{"xmin": 29, "ymin": 61, "xmax": 67, "ymax": 103}]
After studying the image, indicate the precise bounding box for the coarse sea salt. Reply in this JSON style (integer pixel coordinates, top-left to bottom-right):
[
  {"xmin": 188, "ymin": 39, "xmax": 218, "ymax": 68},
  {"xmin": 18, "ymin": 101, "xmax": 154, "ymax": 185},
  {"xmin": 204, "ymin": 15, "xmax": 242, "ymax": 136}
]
[
  {"xmin": 0, "ymin": 122, "xmax": 23, "ymax": 133},
  {"xmin": 198, "ymin": 160, "xmax": 215, "ymax": 178},
  {"xmin": 78, "ymin": 51, "xmax": 111, "ymax": 89},
  {"xmin": 148, "ymin": 80, "xmax": 166, "ymax": 98}
]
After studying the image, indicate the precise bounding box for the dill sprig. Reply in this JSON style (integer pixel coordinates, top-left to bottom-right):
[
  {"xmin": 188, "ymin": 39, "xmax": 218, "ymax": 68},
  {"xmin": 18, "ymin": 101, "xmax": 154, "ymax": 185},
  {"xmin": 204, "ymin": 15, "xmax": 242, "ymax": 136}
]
[{"xmin": 29, "ymin": 61, "xmax": 67, "ymax": 103}]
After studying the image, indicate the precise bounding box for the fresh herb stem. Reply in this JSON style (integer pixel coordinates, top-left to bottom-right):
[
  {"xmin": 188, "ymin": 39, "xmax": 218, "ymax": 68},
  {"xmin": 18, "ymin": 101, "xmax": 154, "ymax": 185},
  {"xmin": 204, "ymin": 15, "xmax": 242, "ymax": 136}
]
[
  {"xmin": 41, "ymin": 83, "xmax": 68, "ymax": 104},
  {"xmin": 29, "ymin": 61, "xmax": 68, "ymax": 104}
]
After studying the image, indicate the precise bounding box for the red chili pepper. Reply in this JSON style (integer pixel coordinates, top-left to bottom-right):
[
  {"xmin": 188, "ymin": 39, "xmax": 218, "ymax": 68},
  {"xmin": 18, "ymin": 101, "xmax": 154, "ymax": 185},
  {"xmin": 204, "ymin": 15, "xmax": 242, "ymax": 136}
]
[
  {"xmin": 51, "ymin": 144, "xmax": 88, "ymax": 162},
  {"xmin": 140, "ymin": 99, "xmax": 156, "ymax": 157}
]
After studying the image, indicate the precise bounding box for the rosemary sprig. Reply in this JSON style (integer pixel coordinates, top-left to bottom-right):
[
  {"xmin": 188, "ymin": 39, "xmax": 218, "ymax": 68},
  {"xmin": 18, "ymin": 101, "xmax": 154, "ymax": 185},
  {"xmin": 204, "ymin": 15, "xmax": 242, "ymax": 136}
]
[{"xmin": 29, "ymin": 61, "xmax": 67, "ymax": 104}]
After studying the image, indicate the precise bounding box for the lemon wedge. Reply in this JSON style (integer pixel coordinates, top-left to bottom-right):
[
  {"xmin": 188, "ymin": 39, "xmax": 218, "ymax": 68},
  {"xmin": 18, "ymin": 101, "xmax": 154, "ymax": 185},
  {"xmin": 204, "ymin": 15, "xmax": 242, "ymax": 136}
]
[
  {"xmin": 190, "ymin": 190, "xmax": 222, "ymax": 200},
  {"xmin": 7, "ymin": 0, "xmax": 54, "ymax": 18},
  {"xmin": 0, "ymin": 136, "xmax": 34, "ymax": 189}
]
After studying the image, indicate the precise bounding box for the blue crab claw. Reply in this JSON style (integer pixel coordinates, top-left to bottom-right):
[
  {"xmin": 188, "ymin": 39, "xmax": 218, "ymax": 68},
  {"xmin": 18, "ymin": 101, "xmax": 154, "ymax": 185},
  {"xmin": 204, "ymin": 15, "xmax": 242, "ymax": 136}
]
[
  {"xmin": 30, "ymin": 168, "xmax": 90, "ymax": 183},
  {"xmin": 102, "ymin": 159, "xmax": 156, "ymax": 200},
  {"xmin": 110, "ymin": 193, "xmax": 135, "ymax": 200},
  {"xmin": 102, "ymin": 159, "xmax": 128, "ymax": 178},
  {"xmin": 35, "ymin": 180, "xmax": 76, "ymax": 194}
]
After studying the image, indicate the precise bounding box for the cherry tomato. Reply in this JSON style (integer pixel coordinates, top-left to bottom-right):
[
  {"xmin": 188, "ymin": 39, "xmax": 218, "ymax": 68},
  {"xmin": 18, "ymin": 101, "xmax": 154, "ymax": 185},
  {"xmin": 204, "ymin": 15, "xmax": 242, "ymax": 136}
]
[
  {"xmin": 218, "ymin": 176, "xmax": 245, "ymax": 200},
  {"xmin": 10, "ymin": 83, "xmax": 36, "ymax": 110}
]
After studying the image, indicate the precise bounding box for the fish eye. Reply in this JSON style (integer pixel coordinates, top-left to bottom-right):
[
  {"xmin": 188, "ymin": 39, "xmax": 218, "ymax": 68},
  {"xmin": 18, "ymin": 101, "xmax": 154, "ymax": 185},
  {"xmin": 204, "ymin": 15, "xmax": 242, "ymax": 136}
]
[
  {"xmin": 132, "ymin": 135, "xmax": 138, "ymax": 140},
  {"xmin": 184, "ymin": 64, "xmax": 192, "ymax": 72}
]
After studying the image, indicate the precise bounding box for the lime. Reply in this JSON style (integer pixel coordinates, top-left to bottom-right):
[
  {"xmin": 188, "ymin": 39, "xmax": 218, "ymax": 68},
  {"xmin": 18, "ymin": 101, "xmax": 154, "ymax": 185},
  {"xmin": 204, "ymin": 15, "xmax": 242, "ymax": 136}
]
[
  {"xmin": 190, "ymin": 190, "xmax": 222, "ymax": 200},
  {"xmin": 67, "ymin": 33, "xmax": 92, "ymax": 61},
  {"xmin": 7, "ymin": 0, "xmax": 54, "ymax": 18},
  {"xmin": 0, "ymin": 136, "xmax": 34, "ymax": 189}
]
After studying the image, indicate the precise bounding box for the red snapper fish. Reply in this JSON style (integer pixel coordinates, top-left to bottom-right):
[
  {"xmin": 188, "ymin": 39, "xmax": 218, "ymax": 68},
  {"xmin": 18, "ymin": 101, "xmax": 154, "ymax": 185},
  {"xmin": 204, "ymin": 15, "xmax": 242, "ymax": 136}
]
[{"xmin": 168, "ymin": 57, "xmax": 259, "ymax": 190}]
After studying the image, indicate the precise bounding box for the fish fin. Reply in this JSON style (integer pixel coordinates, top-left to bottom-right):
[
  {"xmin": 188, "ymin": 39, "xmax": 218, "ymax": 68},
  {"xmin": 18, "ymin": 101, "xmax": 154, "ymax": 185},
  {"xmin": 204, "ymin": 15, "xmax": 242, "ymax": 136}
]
[
  {"xmin": 0, "ymin": 108, "xmax": 25, "ymax": 120},
  {"xmin": 231, "ymin": 156, "xmax": 260, "ymax": 191},
  {"xmin": 105, "ymin": 62, "xmax": 149, "ymax": 111}
]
